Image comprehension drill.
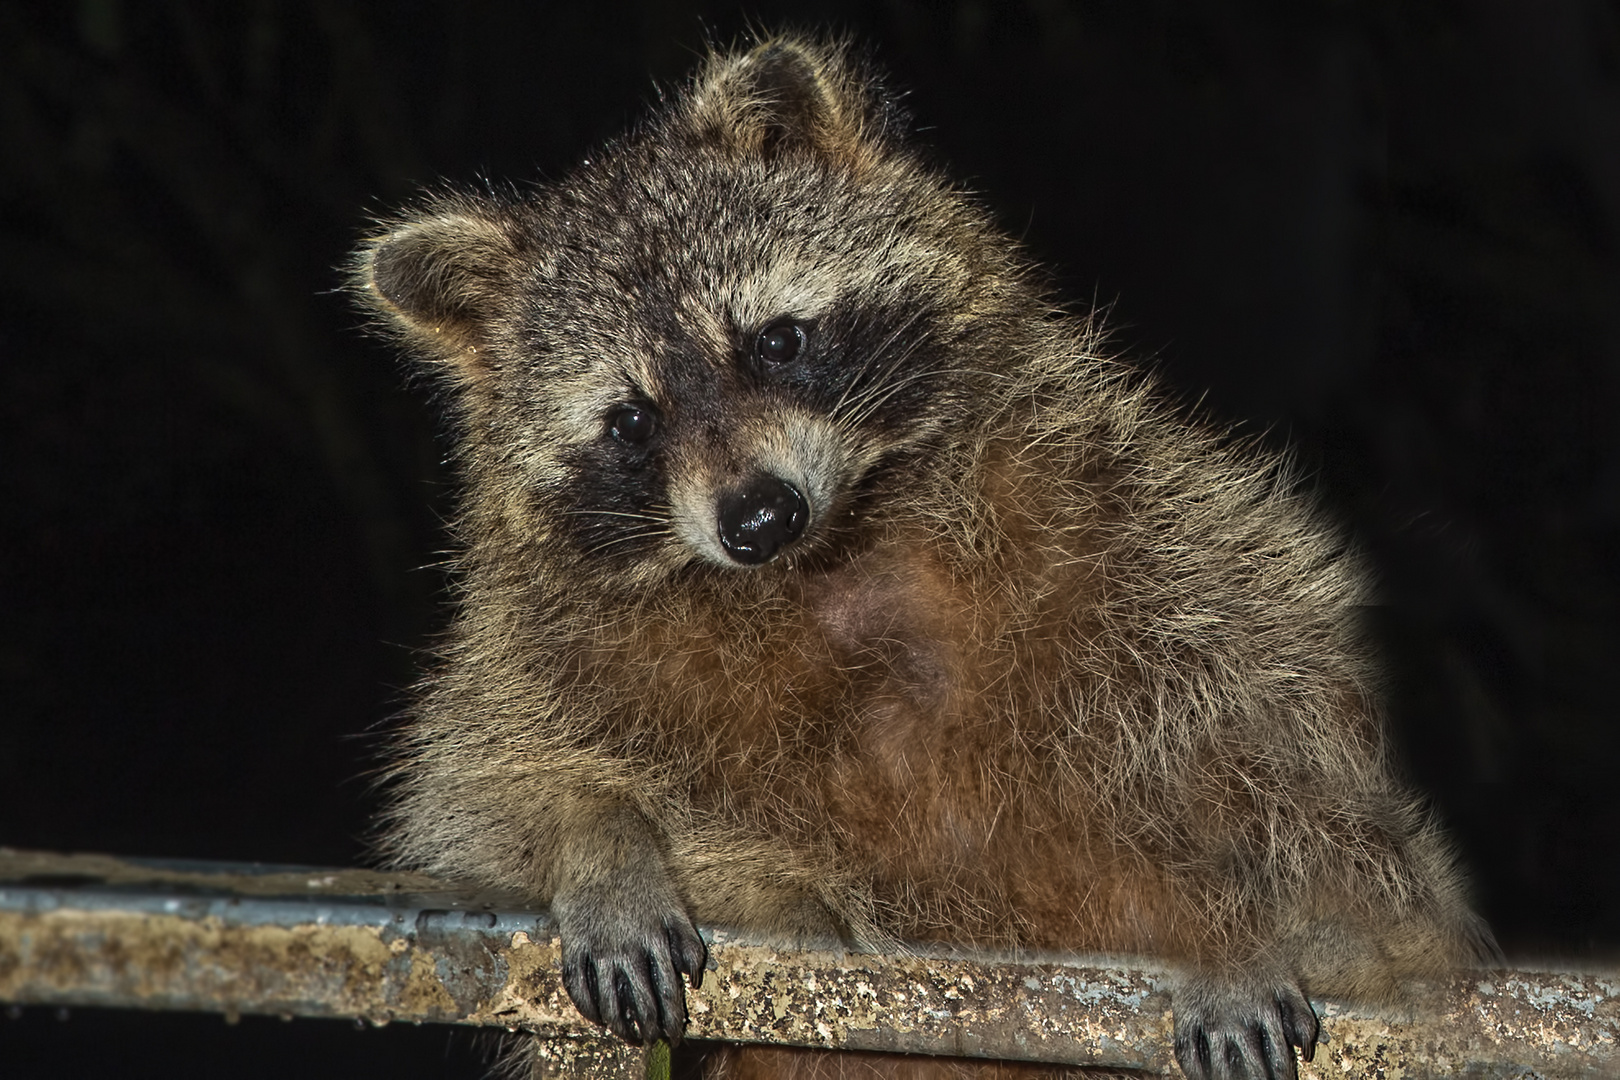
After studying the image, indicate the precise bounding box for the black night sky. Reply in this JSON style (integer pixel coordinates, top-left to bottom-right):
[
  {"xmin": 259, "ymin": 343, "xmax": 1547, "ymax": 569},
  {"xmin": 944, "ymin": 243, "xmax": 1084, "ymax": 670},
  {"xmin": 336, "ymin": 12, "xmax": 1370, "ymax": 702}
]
[{"xmin": 3, "ymin": 2, "xmax": 1618, "ymax": 1076}]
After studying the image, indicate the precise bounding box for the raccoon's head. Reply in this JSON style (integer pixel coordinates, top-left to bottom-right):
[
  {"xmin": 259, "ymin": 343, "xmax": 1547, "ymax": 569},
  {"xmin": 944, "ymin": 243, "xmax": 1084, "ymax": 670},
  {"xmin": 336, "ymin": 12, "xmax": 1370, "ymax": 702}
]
[{"xmin": 354, "ymin": 36, "xmax": 1036, "ymax": 583}]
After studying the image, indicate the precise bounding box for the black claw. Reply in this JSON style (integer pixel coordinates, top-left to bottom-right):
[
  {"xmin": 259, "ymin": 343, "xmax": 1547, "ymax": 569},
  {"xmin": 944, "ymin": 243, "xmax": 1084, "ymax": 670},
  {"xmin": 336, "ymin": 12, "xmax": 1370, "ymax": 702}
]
[
  {"xmin": 647, "ymin": 951, "xmax": 685, "ymax": 1043},
  {"xmin": 670, "ymin": 925, "xmax": 707, "ymax": 990},
  {"xmin": 622, "ymin": 970, "xmax": 648, "ymax": 1043},
  {"xmin": 602, "ymin": 968, "xmax": 630, "ymax": 1042},
  {"xmin": 566, "ymin": 956, "xmax": 603, "ymax": 1026},
  {"xmin": 620, "ymin": 965, "xmax": 647, "ymax": 1043},
  {"xmin": 638, "ymin": 968, "xmax": 664, "ymax": 1042},
  {"xmin": 1178, "ymin": 1026, "xmax": 1213, "ymax": 1080},
  {"xmin": 1275, "ymin": 987, "xmax": 1318, "ymax": 1063},
  {"xmin": 1262, "ymin": 1014, "xmax": 1297, "ymax": 1080}
]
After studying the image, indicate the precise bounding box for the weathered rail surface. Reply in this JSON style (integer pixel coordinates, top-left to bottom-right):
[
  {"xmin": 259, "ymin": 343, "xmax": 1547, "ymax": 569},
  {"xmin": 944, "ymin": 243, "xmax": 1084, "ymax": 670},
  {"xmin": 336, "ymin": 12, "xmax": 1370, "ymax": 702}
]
[{"xmin": 1, "ymin": 849, "xmax": 1614, "ymax": 1078}]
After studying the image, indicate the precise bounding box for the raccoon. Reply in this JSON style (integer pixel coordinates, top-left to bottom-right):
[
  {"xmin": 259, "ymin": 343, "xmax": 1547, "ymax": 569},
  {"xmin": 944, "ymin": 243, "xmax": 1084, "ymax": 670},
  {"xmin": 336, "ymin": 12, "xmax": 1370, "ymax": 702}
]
[{"xmin": 352, "ymin": 35, "xmax": 1495, "ymax": 1080}]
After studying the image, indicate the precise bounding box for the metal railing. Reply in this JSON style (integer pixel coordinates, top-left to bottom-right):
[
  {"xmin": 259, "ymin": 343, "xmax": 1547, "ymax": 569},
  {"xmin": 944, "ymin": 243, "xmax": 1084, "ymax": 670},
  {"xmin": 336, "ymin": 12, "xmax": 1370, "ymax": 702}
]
[{"xmin": 1, "ymin": 850, "xmax": 1612, "ymax": 1078}]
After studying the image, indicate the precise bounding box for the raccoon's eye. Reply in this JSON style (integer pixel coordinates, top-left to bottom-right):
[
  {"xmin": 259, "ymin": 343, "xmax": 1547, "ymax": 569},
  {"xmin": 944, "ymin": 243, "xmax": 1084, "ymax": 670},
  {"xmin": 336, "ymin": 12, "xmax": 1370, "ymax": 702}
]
[
  {"xmin": 756, "ymin": 319, "xmax": 806, "ymax": 367},
  {"xmin": 607, "ymin": 405, "xmax": 657, "ymax": 446}
]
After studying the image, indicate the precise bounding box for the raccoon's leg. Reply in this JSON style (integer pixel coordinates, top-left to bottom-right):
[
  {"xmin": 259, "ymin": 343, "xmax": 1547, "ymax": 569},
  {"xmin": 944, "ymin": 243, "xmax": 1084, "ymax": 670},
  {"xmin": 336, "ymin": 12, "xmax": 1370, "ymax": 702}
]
[
  {"xmin": 1169, "ymin": 969, "xmax": 1318, "ymax": 1080},
  {"xmin": 1164, "ymin": 841, "xmax": 1494, "ymax": 1079},
  {"xmin": 553, "ymin": 809, "xmax": 868, "ymax": 1045},
  {"xmin": 549, "ymin": 796, "xmax": 709, "ymax": 1046}
]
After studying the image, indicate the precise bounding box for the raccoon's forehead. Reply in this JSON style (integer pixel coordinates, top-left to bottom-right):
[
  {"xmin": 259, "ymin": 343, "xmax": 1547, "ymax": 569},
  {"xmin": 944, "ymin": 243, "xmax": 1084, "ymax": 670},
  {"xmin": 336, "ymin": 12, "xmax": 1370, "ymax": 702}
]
[{"xmin": 536, "ymin": 161, "xmax": 953, "ymax": 330}]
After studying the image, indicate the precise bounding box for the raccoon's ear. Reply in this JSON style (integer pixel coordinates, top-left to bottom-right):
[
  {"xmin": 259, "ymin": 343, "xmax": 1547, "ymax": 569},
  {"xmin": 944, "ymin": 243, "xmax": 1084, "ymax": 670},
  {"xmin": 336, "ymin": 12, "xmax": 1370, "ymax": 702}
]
[
  {"xmin": 352, "ymin": 195, "xmax": 524, "ymax": 382},
  {"xmin": 684, "ymin": 36, "xmax": 903, "ymax": 168}
]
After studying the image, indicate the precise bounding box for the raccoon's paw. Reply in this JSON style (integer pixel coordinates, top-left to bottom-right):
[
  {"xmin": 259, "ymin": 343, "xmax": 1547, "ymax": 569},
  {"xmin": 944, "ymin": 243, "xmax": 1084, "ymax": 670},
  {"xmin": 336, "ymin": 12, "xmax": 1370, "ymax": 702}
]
[
  {"xmin": 1171, "ymin": 972, "xmax": 1318, "ymax": 1080},
  {"xmin": 554, "ymin": 884, "xmax": 708, "ymax": 1046}
]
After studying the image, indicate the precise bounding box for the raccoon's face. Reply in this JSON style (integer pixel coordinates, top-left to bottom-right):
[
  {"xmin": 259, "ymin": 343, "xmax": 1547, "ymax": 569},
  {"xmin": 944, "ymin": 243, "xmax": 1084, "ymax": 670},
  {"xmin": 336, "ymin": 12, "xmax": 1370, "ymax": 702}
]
[
  {"xmin": 559, "ymin": 305, "xmax": 858, "ymax": 571},
  {"xmin": 517, "ymin": 155, "xmax": 985, "ymax": 574},
  {"xmin": 357, "ymin": 37, "xmax": 1017, "ymax": 579}
]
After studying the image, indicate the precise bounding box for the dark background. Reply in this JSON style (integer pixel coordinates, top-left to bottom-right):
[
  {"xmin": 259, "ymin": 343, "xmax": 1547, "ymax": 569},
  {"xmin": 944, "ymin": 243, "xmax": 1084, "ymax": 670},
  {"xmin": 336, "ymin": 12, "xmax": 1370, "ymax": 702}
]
[{"xmin": 3, "ymin": 1, "xmax": 1617, "ymax": 1076}]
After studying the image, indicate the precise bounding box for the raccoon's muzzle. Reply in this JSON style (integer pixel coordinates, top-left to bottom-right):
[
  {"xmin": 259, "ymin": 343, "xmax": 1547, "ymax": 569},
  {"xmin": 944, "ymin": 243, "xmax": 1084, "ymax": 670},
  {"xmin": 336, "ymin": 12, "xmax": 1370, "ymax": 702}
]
[{"xmin": 716, "ymin": 475, "xmax": 807, "ymax": 565}]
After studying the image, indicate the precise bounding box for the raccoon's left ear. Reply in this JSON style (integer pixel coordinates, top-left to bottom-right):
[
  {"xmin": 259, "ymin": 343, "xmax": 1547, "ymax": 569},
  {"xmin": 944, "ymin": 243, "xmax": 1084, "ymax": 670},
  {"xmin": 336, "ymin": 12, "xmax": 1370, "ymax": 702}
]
[
  {"xmin": 351, "ymin": 193, "xmax": 524, "ymax": 386},
  {"xmin": 683, "ymin": 36, "xmax": 905, "ymax": 168}
]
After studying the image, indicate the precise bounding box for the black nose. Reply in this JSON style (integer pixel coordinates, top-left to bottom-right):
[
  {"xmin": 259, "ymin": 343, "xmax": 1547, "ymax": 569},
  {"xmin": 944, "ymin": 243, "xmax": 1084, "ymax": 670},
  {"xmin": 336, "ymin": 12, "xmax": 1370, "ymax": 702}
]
[{"xmin": 716, "ymin": 477, "xmax": 807, "ymax": 565}]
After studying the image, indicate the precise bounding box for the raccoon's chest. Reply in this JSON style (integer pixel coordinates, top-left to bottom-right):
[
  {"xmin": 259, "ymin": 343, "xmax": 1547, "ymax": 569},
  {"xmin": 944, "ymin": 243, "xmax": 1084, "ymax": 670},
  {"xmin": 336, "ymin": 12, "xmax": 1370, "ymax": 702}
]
[
  {"xmin": 595, "ymin": 538, "xmax": 984, "ymax": 780},
  {"xmin": 692, "ymin": 543, "xmax": 1013, "ymax": 858},
  {"xmin": 796, "ymin": 550, "xmax": 1032, "ymax": 860}
]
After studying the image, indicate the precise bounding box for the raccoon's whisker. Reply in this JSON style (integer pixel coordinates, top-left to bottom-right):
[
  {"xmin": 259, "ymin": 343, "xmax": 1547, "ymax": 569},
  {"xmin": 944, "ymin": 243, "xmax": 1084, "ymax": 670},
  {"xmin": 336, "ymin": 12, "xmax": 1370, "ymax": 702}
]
[
  {"xmin": 831, "ymin": 343, "xmax": 933, "ymax": 428},
  {"xmin": 832, "ymin": 309, "xmax": 934, "ymax": 404},
  {"xmin": 562, "ymin": 508, "xmax": 672, "ymax": 525},
  {"xmin": 581, "ymin": 525, "xmax": 673, "ymax": 558},
  {"xmin": 839, "ymin": 365, "xmax": 967, "ymax": 431},
  {"xmin": 830, "ymin": 308, "xmax": 934, "ymax": 417}
]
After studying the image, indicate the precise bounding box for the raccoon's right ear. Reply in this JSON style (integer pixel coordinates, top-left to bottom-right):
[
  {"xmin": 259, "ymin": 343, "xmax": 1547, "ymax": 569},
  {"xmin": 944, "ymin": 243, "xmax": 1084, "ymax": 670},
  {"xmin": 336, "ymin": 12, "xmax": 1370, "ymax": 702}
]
[
  {"xmin": 685, "ymin": 36, "xmax": 905, "ymax": 170},
  {"xmin": 351, "ymin": 195, "xmax": 524, "ymax": 383}
]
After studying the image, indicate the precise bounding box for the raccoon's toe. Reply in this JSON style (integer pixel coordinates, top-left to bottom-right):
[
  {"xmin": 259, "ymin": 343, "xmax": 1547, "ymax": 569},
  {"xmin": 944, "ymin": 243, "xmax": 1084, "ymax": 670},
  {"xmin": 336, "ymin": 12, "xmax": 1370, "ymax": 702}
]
[{"xmin": 1171, "ymin": 973, "xmax": 1317, "ymax": 1080}]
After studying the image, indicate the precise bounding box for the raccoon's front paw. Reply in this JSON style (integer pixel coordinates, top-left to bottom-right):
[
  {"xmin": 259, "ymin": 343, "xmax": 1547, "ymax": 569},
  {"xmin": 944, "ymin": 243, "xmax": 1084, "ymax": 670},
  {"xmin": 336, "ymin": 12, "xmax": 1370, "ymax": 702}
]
[
  {"xmin": 1172, "ymin": 973, "xmax": 1318, "ymax": 1080},
  {"xmin": 554, "ymin": 883, "xmax": 708, "ymax": 1046}
]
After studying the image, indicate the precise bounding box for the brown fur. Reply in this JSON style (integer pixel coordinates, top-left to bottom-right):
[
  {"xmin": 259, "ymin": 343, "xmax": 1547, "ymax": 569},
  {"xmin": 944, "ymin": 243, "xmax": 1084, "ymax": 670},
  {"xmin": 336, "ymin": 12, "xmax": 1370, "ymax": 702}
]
[{"xmin": 352, "ymin": 35, "xmax": 1494, "ymax": 1080}]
